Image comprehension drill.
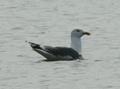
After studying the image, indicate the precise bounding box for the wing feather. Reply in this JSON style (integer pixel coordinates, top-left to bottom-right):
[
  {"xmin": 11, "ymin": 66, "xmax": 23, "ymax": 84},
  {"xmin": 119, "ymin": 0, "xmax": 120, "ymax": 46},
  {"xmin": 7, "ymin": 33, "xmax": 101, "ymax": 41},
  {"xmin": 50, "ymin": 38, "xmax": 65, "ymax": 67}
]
[{"xmin": 28, "ymin": 42, "xmax": 79, "ymax": 60}]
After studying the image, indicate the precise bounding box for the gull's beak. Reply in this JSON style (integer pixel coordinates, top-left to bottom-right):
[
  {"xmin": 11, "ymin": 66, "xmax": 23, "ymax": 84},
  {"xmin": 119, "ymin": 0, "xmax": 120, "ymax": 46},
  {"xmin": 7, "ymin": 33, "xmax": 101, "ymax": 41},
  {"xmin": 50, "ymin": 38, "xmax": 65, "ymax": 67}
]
[{"xmin": 83, "ymin": 32, "xmax": 91, "ymax": 36}]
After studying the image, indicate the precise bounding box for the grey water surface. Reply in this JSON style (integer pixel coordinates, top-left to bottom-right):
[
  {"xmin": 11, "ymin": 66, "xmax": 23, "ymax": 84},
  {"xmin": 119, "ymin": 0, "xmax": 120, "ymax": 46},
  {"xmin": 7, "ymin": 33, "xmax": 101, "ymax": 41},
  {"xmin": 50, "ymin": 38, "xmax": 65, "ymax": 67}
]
[{"xmin": 0, "ymin": 0, "xmax": 120, "ymax": 89}]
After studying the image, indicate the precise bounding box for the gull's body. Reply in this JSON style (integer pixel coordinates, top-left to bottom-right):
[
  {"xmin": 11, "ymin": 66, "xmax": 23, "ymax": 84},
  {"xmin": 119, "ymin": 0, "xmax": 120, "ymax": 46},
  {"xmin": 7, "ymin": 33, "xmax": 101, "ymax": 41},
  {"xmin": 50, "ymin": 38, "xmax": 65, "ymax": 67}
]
[{"xmin": 28, "ymin": 29, "xmax": 90, "ymax": 61}]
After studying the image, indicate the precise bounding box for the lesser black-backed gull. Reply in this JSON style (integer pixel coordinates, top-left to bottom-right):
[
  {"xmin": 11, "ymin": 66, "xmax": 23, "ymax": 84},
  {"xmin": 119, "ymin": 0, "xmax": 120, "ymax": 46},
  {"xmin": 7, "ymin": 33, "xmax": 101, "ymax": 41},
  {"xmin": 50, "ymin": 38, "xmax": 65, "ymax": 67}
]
[{"xmin": 27, "ymin": 29, "xmax": 90, "ymax": 61}]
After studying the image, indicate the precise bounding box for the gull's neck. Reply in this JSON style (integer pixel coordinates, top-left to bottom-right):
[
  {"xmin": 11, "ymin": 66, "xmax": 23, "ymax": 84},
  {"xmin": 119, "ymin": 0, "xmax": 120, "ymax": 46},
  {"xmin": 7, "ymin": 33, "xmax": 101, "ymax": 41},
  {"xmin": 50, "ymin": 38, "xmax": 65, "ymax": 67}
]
[{"xmin": 71, "ymin": 36, "xmax": 81, "ymax": 54}]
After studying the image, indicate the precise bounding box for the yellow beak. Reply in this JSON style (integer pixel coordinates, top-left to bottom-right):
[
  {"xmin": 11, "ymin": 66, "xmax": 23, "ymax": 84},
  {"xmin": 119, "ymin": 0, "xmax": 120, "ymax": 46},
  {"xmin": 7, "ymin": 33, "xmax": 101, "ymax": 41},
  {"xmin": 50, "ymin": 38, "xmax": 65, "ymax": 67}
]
[{"xmin": 83, "ymin": 32, "xmax": 91, "ymax": 36}]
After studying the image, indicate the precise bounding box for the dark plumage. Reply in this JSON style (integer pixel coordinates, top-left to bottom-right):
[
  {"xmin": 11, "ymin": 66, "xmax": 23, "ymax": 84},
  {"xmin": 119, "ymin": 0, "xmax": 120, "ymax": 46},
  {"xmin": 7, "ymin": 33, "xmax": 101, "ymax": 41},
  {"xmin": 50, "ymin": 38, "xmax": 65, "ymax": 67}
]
[
  {"xmin": 29, "ymin": 42, "xmax": 80, "ymax": 61},
  {"xmin": 44, "ymin": 47, "xmax": 79, "ymax": 59}
]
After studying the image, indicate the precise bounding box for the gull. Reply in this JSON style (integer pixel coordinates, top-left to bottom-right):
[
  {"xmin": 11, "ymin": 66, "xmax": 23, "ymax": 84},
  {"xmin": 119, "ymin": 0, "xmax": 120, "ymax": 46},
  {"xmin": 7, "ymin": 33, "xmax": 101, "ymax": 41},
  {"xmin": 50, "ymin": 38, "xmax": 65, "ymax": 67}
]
[{"xmin": 27, "ymin": 29, "xmax": 90, "ymax": 61}]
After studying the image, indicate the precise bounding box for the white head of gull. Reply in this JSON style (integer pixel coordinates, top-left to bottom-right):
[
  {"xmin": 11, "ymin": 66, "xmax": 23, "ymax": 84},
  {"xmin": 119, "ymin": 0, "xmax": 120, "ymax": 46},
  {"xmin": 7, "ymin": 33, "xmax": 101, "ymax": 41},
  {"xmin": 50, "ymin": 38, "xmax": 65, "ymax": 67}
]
[
  {"xmin": 71, "ymin": 29, "xmax": 90, "ymax": 54},
  {"xmin": 27, "ymin": 29, "xmax": 90, "ymax": 61}
]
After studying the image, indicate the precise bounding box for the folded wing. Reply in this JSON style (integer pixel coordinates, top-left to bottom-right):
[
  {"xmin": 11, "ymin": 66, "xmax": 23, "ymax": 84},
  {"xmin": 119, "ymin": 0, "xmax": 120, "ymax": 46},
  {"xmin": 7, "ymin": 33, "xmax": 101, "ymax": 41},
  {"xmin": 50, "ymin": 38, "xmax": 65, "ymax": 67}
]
[{"xmin": 28, "ymin": 42, "xmax": 79, "ymax": 60}]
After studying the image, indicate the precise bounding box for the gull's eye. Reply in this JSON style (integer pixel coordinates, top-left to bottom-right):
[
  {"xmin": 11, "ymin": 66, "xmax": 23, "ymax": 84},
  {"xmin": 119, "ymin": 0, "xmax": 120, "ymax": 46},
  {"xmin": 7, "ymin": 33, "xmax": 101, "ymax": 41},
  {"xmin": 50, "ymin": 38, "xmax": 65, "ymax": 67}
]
[{"xmin": 76, "ymin": 29, "xmax": 80, "ymax": 32}]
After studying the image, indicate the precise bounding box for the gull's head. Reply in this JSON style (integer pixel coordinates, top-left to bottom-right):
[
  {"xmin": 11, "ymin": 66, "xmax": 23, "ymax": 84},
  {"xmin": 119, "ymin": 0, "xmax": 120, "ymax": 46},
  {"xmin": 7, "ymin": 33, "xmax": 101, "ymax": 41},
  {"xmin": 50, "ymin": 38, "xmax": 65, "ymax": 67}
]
[{"xmin": 71, "ymin": 29, "xmax": 90, "ymax": 38}]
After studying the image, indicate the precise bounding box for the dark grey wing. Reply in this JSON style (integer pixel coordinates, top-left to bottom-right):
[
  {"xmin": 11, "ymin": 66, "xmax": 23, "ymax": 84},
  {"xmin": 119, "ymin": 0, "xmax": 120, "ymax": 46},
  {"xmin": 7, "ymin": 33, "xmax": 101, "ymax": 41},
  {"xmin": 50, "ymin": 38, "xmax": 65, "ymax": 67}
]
[
  {"xmin": 28, "ymin": 42, "xmax": 79, "ymax": 60},
  {"xmin": 44, "ymin": 47, "xmax": 79, "ymax": 59},
  {"xmin": 29, "ymin": 42, "xmax": 57, "ymax": 59}
]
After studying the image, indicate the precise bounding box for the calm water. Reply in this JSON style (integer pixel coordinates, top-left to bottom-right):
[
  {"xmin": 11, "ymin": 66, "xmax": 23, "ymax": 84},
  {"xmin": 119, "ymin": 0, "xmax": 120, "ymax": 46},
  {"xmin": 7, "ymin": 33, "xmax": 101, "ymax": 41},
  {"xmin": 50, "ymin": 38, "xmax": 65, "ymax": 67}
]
[{"xmin": 0, "ymin": 0, "xmax": 120, "ymax": 89}]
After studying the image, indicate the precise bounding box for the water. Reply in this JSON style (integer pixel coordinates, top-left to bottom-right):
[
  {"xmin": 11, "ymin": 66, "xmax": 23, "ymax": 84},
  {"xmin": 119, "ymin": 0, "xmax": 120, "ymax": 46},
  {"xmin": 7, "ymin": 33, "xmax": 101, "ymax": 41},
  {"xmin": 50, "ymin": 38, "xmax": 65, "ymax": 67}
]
[{"xmin": 0, "ymin": 0, "xmax": 120, "ymax": 89}]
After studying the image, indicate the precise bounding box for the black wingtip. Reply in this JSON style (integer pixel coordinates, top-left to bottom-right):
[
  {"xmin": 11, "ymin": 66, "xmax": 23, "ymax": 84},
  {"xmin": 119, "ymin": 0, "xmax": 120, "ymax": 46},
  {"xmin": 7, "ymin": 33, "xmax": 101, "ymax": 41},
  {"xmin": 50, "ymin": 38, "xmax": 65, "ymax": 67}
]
[
  {"xmin": 26, "ymin": 41, "xmax": 42, "ymax": 50},
  {"xmin": 25, "ymin": 40, "xmax": 32, "ymax": 44},
  {"xmin": 25, "ymin": 41, "xmax": 35, "ymax": 46}
]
